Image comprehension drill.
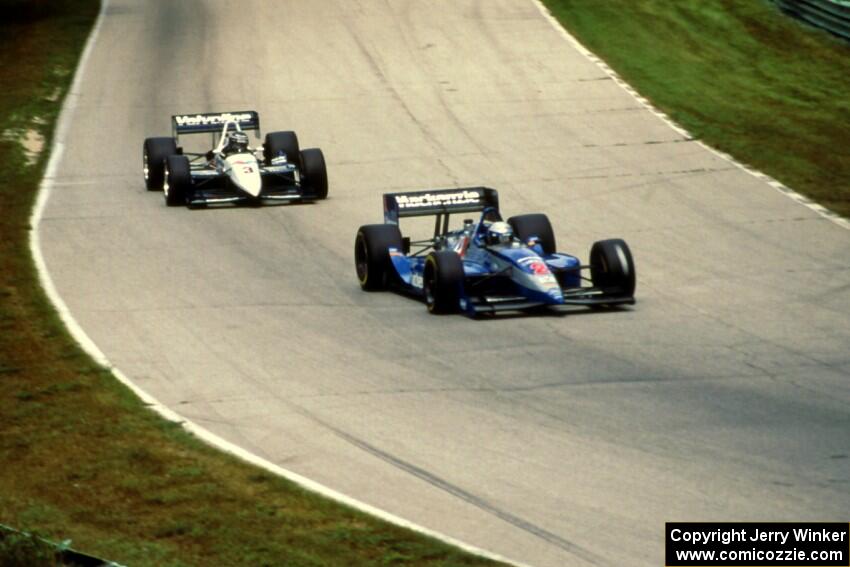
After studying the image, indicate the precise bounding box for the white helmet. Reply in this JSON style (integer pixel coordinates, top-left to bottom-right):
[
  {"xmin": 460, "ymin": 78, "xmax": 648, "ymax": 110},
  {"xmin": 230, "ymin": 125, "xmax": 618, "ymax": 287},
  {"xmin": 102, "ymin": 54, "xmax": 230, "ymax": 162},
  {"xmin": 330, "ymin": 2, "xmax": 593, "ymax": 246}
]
[{"xmin": 486, "ymin": 221, "xmax": 513, "ymax": 245}]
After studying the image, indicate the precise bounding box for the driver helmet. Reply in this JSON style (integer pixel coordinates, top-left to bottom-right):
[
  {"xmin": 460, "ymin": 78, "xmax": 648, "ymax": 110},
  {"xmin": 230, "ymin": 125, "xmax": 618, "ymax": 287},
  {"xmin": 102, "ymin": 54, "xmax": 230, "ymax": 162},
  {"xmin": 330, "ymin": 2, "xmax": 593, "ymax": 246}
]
[
  {"xmin": 486, "ymin": 221, "xmax": 514, "ymax": 246},
  {"xmin": 225, "ymin": 130, "xmax": 249, "ymax": 154}
]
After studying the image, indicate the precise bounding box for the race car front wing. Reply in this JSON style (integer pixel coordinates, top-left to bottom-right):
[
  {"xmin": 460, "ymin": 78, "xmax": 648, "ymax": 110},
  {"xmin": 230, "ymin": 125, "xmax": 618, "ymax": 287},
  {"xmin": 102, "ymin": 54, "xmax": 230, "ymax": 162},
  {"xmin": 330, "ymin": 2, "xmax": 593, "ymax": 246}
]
[{"xmin": 465, "ymin": 289, "xmax": 635, "ymax": 314}]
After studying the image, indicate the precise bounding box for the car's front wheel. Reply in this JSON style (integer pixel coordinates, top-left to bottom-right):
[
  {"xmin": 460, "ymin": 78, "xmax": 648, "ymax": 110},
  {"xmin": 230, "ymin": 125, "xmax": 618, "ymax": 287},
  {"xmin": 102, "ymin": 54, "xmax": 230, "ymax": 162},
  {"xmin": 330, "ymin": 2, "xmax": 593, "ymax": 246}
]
[
  {"xmin": 423, "ymin": 251, "xmax": 464, "ymax": 314},
  {"xmin": 300, "ymin": 148, "xmax": 328, "ymax": 199},
  {"xmin": 163, "ymin": 155, "xmax": 193, "ymax": 207},
  {"xmin": 143, "ymin": 137, "xmax": 177, "ymax": 190},
  {"xmin": 590, "ymin": 238, "xmax": 635, "ymax": 297},
  {"xmin": 355, "ymin": 224, "xmax": 403, "ymax": 291}
]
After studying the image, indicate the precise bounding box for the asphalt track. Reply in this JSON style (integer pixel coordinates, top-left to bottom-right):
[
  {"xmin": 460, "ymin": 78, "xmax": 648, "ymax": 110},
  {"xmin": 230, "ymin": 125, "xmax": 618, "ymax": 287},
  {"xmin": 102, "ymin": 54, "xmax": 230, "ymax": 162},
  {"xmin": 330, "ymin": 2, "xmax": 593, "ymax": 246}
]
[{"xmin": 38, "ymin": 1, "xmax": 850, "ymax": 565}]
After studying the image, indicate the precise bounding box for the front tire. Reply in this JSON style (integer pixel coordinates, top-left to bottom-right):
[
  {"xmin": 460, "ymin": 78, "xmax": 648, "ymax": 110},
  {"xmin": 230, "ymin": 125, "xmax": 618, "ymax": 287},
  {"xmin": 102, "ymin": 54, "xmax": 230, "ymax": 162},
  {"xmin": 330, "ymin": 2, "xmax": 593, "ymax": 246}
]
[
  {"xmin": 507, "ymin": 213, "xmax": 556, "ymax": 254},
  {"xmin": 590, "ymin": 238, "xmax": 635, "ymax": 297},
  {"xmin": 423, "ymin": 251, "xmax": 464, "ymax": 314},
  {"xmin": 300, "ymin": 148, "xmax": 328, "ymax": 199},
  {"xmin": 355, "ymin": 224, "xmax": 403, "ymax": 291},
  {"xmin": 163, "ymin": 155, "xmax": 193, "ymax": 207},
  {"xmin": 264, "ymin": 131, "xmax": 301, "ymax": 168},
  {"xmin": 143, "ymin": 137, "xmax": 177, "ymax": 190}
]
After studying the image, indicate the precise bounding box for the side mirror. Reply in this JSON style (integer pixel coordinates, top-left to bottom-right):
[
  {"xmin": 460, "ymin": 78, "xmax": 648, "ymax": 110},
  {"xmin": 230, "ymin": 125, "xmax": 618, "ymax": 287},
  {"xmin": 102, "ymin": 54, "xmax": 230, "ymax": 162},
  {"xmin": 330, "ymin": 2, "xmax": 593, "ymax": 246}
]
[{"xmin": 526, "ymin": 236, "xmax": 544, "ymax": 254}]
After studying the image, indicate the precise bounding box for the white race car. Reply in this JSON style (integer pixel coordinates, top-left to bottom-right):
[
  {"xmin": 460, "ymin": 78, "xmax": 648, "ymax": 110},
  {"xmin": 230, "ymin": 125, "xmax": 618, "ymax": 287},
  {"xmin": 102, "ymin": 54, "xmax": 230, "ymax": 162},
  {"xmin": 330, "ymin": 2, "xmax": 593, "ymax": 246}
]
[{"xmin": 143, "ymin": 110, "xmax": 328, "ymax": 207}]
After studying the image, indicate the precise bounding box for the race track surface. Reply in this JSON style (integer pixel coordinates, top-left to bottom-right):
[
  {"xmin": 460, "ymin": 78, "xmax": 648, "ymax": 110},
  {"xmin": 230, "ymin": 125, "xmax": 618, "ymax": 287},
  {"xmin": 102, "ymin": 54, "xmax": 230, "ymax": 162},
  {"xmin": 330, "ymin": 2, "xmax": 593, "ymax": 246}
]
[{"xmin": 39, "ymin": 1, "xmax": 850, "ymax": 565}]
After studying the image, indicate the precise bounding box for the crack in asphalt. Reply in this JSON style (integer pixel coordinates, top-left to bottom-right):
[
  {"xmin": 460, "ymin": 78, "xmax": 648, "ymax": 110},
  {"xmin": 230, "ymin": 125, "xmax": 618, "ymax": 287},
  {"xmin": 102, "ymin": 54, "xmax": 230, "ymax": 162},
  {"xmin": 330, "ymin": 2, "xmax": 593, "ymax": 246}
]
[{"xmin": 320, "ymin": 419, "xmax": 606, "ymax": 566}]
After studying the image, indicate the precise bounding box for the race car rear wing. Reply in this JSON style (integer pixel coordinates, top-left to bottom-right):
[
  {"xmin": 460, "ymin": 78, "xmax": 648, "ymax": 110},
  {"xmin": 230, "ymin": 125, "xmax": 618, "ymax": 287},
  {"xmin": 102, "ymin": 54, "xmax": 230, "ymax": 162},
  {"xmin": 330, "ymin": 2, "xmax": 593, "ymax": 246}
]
[
  {"xmin": 383, "ymin": 187, "xmax": 499, "ymax": 224},
  {"xmin": 171, "ymin": 111, "xmax": 260, "ymax": 138}
]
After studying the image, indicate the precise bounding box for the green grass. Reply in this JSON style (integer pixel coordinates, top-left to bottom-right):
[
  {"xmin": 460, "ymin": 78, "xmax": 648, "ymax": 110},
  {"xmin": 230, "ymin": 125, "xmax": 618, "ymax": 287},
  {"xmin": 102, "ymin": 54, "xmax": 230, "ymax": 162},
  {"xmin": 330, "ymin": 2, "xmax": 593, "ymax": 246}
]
[
  {"xmin": 0, "ymin": 528, "xmax": 57, "ymax": 566},
  {"xmin": 542, "ymin": 0, "xmax": 850, "ymax": 217},
  {"xmin": 0, "ymin": 2, "xmax": 502, "ymax": 565}
]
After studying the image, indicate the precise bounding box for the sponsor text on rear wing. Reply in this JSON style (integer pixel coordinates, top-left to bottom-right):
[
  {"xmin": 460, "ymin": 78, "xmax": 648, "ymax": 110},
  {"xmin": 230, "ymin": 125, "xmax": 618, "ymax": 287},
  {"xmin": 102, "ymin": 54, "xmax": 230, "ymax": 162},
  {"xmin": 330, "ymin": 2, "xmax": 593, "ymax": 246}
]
[
  {"xmin": 171, "ymin": 110, "xmax": 260, "ymax": 138},
  {"xmin": 383, "ymin": 187, "xmax": 499, "ymax": 224}
]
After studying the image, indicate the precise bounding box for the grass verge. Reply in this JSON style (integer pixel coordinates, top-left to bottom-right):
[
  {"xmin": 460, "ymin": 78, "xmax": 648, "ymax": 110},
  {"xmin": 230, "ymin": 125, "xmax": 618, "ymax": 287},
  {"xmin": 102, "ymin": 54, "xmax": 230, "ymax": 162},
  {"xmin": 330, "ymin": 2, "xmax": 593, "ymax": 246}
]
[
  {"xmin": 542, "ymin": 0, "xmax": 850, "ymax": 218},
  {"xmin": 0, "ymin": 2, "xmax": 501, "ymax": 565}
]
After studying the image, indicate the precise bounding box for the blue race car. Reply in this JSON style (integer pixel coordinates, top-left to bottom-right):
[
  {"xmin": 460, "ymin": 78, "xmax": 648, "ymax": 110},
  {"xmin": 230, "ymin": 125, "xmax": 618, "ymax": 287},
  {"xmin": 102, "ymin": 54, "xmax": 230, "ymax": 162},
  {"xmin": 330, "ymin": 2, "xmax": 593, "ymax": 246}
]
[{"xmin": 354, "ymin": 187, "xmax": 636, "ymax": 316}]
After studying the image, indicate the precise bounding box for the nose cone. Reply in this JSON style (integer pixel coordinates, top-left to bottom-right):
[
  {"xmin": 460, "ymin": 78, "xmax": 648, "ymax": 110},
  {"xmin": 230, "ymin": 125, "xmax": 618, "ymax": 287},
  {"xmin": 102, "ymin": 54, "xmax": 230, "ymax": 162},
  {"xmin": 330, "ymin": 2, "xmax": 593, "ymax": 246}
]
[
  {"xmin": 525, "ymin": 258, "xmax": 563, "ymax": 303},
  {"xmin": 226, "ymin": 155, "xmax": 262, "ymax": 197},
  {"xmin": 545, "ymin": 284, "xmax": 565, "ymax": 304},
  {"xmin": 504, "ymin": 249, "xmax": 565, "ymax": 304}
]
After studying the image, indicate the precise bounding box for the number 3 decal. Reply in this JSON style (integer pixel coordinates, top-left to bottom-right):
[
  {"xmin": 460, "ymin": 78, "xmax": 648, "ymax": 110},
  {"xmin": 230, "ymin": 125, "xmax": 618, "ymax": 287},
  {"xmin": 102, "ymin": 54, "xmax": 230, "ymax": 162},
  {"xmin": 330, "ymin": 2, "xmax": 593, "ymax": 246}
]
[{"xmin": 242, "ymin": 165, "xmax": 254, "ymax": 174}]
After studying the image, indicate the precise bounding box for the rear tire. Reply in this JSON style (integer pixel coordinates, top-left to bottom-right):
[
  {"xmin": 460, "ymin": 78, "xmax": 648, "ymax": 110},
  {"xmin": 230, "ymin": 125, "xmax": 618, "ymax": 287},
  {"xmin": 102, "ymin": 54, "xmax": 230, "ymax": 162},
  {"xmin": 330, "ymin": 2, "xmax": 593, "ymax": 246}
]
[
  {"xmin": 590, "ymin": 238, "xmax": 635, "ymax": 297},
  {"xmin": 264, "ymin": 131, "xmax": 301, "ymax": 168},
  {"xmin": 143, "ymin": 137, "xmax": 177, "ymax": 190},
  {"xmin": 164, "ymin": 155, "xmax": 193, "ymax": 207},
  {"xmin": 300, "ymin": 148, "xmax": 328, "ymax": 199},
  {"xmin": 423, "ymin": 251, "xmax": 464, "ymax": 314},
  {"xmin": 508, "ymin": 213, "xmax": 556, "ymax": 254},
  {"xmin": 355, "ymin": 224, "xmax": 403, "ymax": 291}
]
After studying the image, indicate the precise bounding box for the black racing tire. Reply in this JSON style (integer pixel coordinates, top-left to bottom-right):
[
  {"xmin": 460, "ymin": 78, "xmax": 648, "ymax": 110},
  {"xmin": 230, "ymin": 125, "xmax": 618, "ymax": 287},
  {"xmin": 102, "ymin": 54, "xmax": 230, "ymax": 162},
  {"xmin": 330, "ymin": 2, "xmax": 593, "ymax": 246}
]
[
  {"xmin": 590, "ymin": 238, "xmax": 636, "ymax": 297},
  {"xmin": 300, "ymin": 148, "xmax": 328, "ymax": 199},
  {"xmin": 164, "ymin": 155, "xmax": 193, "ymax": 207},
  {"xmin": 264, "ymin": 131, "xmax": 301, "ymax": 168},
  {"xmin": 423, "ymin": 251, "xmax": 464, "ymax": 314},
  {"xmin": 355, "ymin": 224, "xmax": 403, "ymax": 291},
  {"xmin": 143, "ymin": 137, "xmax": 177, "ymax": 190},
  {"xmin": 507, "ymin": 213, "xmax": 556, "ymax": 255}
]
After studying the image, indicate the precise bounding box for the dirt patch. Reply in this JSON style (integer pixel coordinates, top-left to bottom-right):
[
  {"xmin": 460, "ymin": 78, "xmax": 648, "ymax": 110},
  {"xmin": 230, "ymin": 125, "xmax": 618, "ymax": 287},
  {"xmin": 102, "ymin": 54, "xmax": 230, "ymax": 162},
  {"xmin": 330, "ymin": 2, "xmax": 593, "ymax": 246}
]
[
  {"xmin": 1, "ymin": 127, "xmax": 44, "ymax": 166},
  {"xmin": 22, "ymin": 128, "xmax": 44, "ymax": 165}
]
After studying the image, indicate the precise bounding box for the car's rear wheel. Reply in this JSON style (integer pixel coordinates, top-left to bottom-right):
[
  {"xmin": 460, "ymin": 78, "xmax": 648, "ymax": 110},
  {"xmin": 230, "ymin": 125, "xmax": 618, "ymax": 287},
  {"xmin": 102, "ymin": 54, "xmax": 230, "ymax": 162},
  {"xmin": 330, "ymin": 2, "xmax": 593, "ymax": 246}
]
[
  {"xmin": 355, "ymin": 224, "xmax": 403, "ymax": 291},
  {"xmin": 423, "ymin": 251, "xmax": 464, "ymax": 314},
  {"xmin": 507, "ymin": 213, "xmax": 556, "ymax": 254},
  {"xmin": 163, "ymin": 155, "xmax": 193, "ymax": 207},
  {"xmin": 300, "ymin": 148, "xmax": 328, "ymax": 199},
  {"xmin": 590, "ymin": 238, "xmax": 635, "ymax": 297},
  {"xmin": 143, "ymin": 137, "xmax": 177, "ymax": 190},
  {"xmin": 264, "ymin": 131, "xmax": 301, "ymax": 168}
]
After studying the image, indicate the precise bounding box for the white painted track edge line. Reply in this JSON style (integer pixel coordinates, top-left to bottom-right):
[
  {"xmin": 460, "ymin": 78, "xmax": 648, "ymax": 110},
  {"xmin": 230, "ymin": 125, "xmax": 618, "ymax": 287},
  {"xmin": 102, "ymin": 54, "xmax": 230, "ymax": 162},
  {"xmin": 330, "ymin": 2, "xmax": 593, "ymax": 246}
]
[
  {"xmin": 27, "ymin": 2, "xmax": 528, "ymax": 565},
  {"xmin": 530, "ymin": 0, "xmax": 850, "ymax": 231}
]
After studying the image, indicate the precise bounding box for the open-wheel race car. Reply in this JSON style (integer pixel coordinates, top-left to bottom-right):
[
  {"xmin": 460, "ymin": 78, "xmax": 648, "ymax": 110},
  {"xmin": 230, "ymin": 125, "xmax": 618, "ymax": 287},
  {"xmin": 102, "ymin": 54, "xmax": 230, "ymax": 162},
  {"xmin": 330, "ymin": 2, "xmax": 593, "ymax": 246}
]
[
  {"xmin": 354, "ymin": 187, "xmax": 636, "ymax": 316},
  {"xmin": 142, "ymin": 111, "xmax": 327, "ymax": 207}
]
